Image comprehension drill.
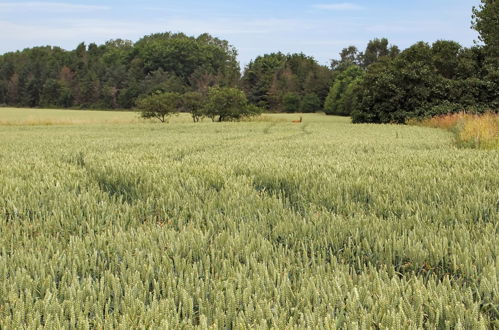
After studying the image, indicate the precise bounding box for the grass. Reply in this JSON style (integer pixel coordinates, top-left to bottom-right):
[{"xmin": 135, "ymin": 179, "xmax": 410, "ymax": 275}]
[
  {"xmin": 0, "ymin": 107, "xmax": 308, "ymax": 125},
  {"xmin": 409, "ymin": 112, "xmax": 499, "ymax": 149},
  {"xmin": 0, "ymin": 107, "xmax": 143, "ymax": 125},
  {"xmin": 0, "ymin": 108, "xmax": 498, "ymax": 328}
]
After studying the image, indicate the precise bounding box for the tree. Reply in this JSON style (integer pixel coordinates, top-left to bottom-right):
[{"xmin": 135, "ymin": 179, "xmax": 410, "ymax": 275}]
[
  {"xmin": 136, "ymin": 92, "xmax": 181, "ymax": 123},
  {"xmin": 472, "ymin": 0, "xmax": 499, "ymax": 111},
  {"xmin": 241, "ymin": 53, "xmax": 287, "ymax": 109},
  {"xmin": 361, "ymin": 38, "xmax": 399, "ymax": 67},
  {"xmin": 181, "ymin": 91, "xmax": 205, "ymax": 122},
  {"xmin": 472, "ymin": 0, "xmax": 499, "ymax": 55},
  {"xmin": 431, "ymin": 40, "xmax": 462, "ymax": 79},
  {"xmin": 331, "ymin": 46, "xmax": 361, "ymax": 70},
  {"xmin": 282, "ymin": 92, "xmax": 301, "ymax": 112},
  {"xmin": 242, "ymin": 53, "xmax": 331, "ymax": 111},
  {"xmin": 40, "ymin": 79, "xmax": 65, "ymax": 107},
  {"xmin": 0, "ymin": 80, "xmax": 6, "ymax": 104},
  {"xmin": 350, "ymin": 39, "xmax": 498, "ymax": 124},
  {"xmin": 324, "ymin": 65, "xmax": 364, "ymax": 116},
  {"xmin": 204, "ymin": 87, "xmax": 260, "ymax": 122},
  {"xmin": 0, "ymin": 31, "xmax": 240, "ymax": 109},
  {"xmin": 301, "ymin": 93, "xmax": 321, "ymax": 113},
  {"xmin": 341, "ymin": 76, "xmax": 363, "ymax": 116},
  {"xmin": 135, "ymin": 32, "xmax": 240, "ymax": 85},
  {"xmin": 352, "ymin": 43, "xmax": 438, "ymax": 123}
]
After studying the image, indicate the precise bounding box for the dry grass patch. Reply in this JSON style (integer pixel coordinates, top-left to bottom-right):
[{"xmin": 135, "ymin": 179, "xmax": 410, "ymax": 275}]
[{"xmin": 409, "ymin": 112, "xmax": 499, "ymax": 149}]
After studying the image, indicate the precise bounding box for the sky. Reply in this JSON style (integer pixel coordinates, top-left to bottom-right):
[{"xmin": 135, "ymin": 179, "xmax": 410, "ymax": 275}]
[{"xmin": 0, "ymin": 0, "xmax": 481, "ymax": 68}]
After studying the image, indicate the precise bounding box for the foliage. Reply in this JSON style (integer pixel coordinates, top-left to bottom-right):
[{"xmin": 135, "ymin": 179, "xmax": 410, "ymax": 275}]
[
  {"xmin": 331, "ymin": 46, "xmax": 361, "ymax": 71},
  {"xmin": 135, "ymin": 33, "xmax": 240, "ymax": 86},
  {"xmin": 324, "ymin": 65, "xmax": 364, "ymax": 116},
  {"xmin": 0, "ymin": 112, "xmax": 498, "ymax": 328},
  {"xmin": 282, "ymin": 92, "xmax": 301, "ymax": 113},
  {"xmin": 352, "ymin": 42, "xmax": 499, "ymax": 123},
  {"xmin": 0, "ymin": 33, "xmax": 239, "ymax": 110},
  {"xmin": 241, "ymin": 53, "xmax": 287, "ymax": 108},
  {"xmin": 300, "ymin": 93, "xmax": 321, "ymax": 113},
  {"xmin": 181, "ymin": 91, "xmax": 205, "ymax": 122},
  {"xmin": 242, "ymin": 53, "xmax": 331, "ymax": 111},
  {"xmin": 136, "ymin": 92, "xmax": 181, "ymax": 122},
  {"xmin": 204, "ymin": 87, "xmax": 261, "ymax": 122},
  {"xmin": 361, "ymin": 38, "xmax": 400, "ymax": 67},
  {"xmin": 472, "ymin": 0, "xmax": 499, "ymax": 56},
  {"xmin": 331, "ymin": 38, "xmax": 399, "ymax": 71}
]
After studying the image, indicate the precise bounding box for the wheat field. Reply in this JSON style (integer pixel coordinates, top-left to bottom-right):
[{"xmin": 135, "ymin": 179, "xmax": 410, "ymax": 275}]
[{"xmin": 0, "ymin": 109, "xmax": 498, "ymax": 328}]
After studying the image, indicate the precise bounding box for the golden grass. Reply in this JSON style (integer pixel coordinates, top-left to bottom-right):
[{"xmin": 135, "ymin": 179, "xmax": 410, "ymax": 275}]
[{"xmin": 410, "ymin": 112, "xmax": 499, "ymax": 149}]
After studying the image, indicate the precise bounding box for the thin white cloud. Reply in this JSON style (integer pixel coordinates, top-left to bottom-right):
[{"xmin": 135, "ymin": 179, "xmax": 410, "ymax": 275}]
[
  {"xmin": 165, "ymin": 18, "xmax": 309, "ymax": 35},
  {"xmin": 0, "ymin": 16, "xmax": 310, "ymax": 45},
  {"xmin": 313, "ymin": 3, "xmax": 365, "ymax": 11},
  {"xmin": 0, "ymin": 19, "xmax": 156, "ymax": 43},
  {"xmin": 0, "ymin": 1, "xmax": 110, "ymax": 12}
]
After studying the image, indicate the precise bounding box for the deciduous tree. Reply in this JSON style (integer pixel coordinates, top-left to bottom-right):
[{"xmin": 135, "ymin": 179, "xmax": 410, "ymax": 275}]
[{"xmin": 137, "ymin": 92, "xmax": 181, "ymax": 123}]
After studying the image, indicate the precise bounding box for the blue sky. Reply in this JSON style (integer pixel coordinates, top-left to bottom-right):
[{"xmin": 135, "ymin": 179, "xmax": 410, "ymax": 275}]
[{"xmin": 0, "ymin": 1, "xmax": 481, "ymax": 67}]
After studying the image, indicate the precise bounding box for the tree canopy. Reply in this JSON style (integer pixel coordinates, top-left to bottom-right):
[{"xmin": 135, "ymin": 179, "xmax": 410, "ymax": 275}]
[
  {"xmin": 136, "ymin": 92, "xmax": 181, "ymax": 123},
  {"xmin": 472, "ymin": 0, "xmax": 499, "ymax": 56},
  {"xmin": 204, "ymin": 87, "xmax": 262, "ymax": 122},
  {"xmin": 241, "ymin": 53, "xmax": 331, "ymax": 112},
  {"xmin": 0, "ymin": 33, "xmax": 239, "ymax": 109}
]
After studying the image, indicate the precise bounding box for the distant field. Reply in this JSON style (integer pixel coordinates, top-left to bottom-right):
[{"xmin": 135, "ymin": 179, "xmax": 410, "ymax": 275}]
[
  {"xmin": 0, "ymin": 107, "xmax": 143, "ymax": 125},
  {"xmin": 0, "ymin": 107, "xmax": 316, "ymax": 125},
  {"xmin": 0, "ymin": 109, "xmax": 498, "ymax": 328}
]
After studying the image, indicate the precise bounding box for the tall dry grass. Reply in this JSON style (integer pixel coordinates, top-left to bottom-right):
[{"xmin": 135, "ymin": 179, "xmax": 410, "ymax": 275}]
[{"xmin": 410, "ymin": 112, "xmax": 499, "ymax": 149}]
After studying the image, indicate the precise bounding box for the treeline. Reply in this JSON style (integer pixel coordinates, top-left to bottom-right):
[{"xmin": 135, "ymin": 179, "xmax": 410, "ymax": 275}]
[
  {"xmin": 325, "ymin": 0, "xmax": 499, "ymax": 123},
  {"xmin": 0, "ymin": 0, "xmax": 497, "ymax": 123},
  {"xmin": 0, "ymin": 33, "xmax": 240, "ymax": 109},
  {"xmin": 328, "ymin": 40, "xmax": 499, "ymax": 123}
]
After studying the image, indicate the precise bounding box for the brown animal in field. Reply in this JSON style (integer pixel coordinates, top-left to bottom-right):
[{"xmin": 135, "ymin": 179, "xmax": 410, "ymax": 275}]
[{"xmin": 292, "ymin": 117, "xmax": 303, "ymax": 123}]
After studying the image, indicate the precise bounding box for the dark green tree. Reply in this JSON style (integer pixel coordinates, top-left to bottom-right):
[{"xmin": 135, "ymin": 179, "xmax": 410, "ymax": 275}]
[
  {"xmin": 301, "ymin": 93, "xmax": 322, "ymax": 113},
  {"xmin": 241, "ymin": 53, "xmax": 287, "ymax": 109},
  {"xmin": 282, "ymin": 92, "xmax": 301, "ymax": 112},
  {"xmin": 242, "ymin": 53, "xmax": 331, "ymax": 112},
  {"xmin": 472, "ymin": 0, "xmax": 499, "ymax": 55}
]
